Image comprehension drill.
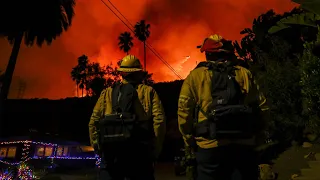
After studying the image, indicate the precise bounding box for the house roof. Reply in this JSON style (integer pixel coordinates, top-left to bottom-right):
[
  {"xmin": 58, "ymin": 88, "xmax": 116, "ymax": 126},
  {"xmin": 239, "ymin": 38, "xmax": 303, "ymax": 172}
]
[{"xmin": 0, "ymin": 136, "xmax": 82, "ymax": 146}]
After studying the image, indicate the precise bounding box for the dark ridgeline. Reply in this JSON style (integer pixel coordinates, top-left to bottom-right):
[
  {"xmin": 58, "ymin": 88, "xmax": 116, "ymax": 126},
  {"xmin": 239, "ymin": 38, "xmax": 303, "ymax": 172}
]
[{"xmin": 3, "ymin": 97, "xmax": 93, "ymax": 143}]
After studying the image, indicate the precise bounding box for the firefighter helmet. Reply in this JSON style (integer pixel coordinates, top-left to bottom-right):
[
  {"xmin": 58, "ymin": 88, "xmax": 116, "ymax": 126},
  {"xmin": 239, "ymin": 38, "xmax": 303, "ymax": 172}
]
[
  {"xmin": 117, "ymin": 55, "xmax": 143, "ymax": 72},
  {"xmin": 197, "ymin": 34, "xmax": 233, "ymax": 53}
]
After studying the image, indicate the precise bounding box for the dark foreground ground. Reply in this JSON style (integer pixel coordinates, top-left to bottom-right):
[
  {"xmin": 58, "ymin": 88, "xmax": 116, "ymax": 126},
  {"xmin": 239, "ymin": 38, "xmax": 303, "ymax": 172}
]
[
  {"xmin": 38, "ymin": 143, "xmax": 320, "ymax": 180},
  {"xmin": 41, "ymin": 163, "xmax": 184, "ymax": 180}
]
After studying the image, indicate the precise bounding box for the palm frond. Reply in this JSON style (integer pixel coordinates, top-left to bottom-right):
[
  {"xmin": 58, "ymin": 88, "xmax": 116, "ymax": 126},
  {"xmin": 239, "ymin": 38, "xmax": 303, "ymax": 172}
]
[
  {"xmin": 293, "ymin": 0, "xmax": 320, "ymax": 15},
  {"xmin": 268, "ymin": 12, "xmax": 319, "ymax": 34},
  {"xmin": 0, "ymin": 0, "xmax": 76, "ymax": 46},
  {"xmin": 118, "ymin": 31, "xmax": 134, "ymax": 54},
  {"xmin": 134, "ymin": 20, "xmax": 151, "ymax": 41}
]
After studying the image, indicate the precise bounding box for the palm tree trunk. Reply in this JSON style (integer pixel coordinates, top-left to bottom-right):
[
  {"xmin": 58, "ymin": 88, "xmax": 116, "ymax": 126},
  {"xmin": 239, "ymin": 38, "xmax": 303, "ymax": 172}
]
[
  {"xmin": 0, "ymin": 31, "xmax": 23, "ymax": 137},
  {"xmin": 76, "ymin": 84, "xmax": 79, "ymax": 97},
  {"xmin": 144, "ymin": 41, "xmax": 146, "ymax": 71}
]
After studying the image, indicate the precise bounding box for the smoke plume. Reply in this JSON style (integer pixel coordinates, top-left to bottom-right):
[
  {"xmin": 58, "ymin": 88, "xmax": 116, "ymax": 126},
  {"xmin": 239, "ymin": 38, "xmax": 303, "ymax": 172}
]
[{"xmin": 0, "ymin": 0, "xmax": 296, "ymax": 99}]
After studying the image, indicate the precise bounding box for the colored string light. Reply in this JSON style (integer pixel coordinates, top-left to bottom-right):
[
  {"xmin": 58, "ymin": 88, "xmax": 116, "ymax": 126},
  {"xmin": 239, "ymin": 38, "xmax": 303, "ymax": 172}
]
[
  {"xmin": 32, "ymin": 156, "xmax": 96, "ymax": 160},
  {"xmin": 0, "ymin": 140, "xmax": 99, "ymax": 167},
  {"xmin": 17, "ymin": 163, "xmax": 34, "ymax": 180},
  {"xmin": 0, "ymin": 140, "xmax": 101, "ymax": 179},
  {"xmin": 95, "ymin": 154, "xmax": 101, "ymax": 168},
  {"xmin": 0, "ymin": 168, "xmax": 14, "ymax": 180},
  {"xmin": 0, "ymin": 140, "xmax": 57, "ymax": 146}
]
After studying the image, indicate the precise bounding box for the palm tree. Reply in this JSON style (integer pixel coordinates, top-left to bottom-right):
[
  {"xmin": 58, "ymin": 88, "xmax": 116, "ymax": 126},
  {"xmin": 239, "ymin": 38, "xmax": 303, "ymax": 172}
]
[
  {"xmin": 268, "ymin": 0, "xmax": 320, "ymax": 34},
  {"xmin": 268, "ymin": 11, "xmax": 319, "ymax": 34},
  {"xmin": 293, "ymin": 0, "xmax": 320, "ymax": 15},
  {"xmin": 71, "ymin": 66, "xmax": 81, "ymax": 97},
  {"xmin": 0, "ymin": 0, "xmax": 76, "ymax": 126},
  {"xmin": 267, "ymin": 6, "xmax": 320, "ymax": 56},
  {"xmin": 134, "ymin": 20, "xmax": 150, "ymax": 71},
  {"xmin": 118, "ymin": 32, "xmax": 134, "ymax": 55},
  {"xmin": 75, "ymin": 55, "xmax": 89, "ymax": 97}
]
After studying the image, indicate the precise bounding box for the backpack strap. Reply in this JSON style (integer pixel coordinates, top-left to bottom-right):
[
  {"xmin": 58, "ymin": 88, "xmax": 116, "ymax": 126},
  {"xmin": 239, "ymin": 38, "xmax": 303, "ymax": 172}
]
[
  {"xmin": 111, "ymin": 83, "xmax": 122, "ymax": 113},
  {"xmin": 194, "ymin": 61, "xmax": 240, "ymax": 120}
]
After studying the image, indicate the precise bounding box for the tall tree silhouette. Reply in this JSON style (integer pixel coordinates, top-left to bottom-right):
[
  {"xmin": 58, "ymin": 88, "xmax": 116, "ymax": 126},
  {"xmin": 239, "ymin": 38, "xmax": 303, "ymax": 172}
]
[
  {"xmin": 71, "ymin": 55, "xmax": 89, "ymax": 97},
  {"xmin": 85, "ymin": 62, "xmax": 107, "ymax": 96},
  {"xmin": 0, "ymin": 0, "xmax": 76, "ymax": 129},
  {"xmin": 134, "ymin": 20, "xmax": 150, "ymax": 71},
  {"xmin": 71, "ymin": 57, "xmax": 121, "ymax": 97},
  {"xmin": 118, "ymin": 32, "xmax": 134, "ymax": 55},
  {"xmin": 71, "ymin": 67, "xmax": 81, "ymax": 97}
]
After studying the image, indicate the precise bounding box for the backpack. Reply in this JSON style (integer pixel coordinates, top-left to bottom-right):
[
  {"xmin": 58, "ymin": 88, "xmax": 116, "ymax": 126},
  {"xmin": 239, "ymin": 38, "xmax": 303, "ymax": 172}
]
[
  {"xmin": 97, "ymin": 82, "xmax": 138, "ymax": 145},
  {"xmin": 194, "ymin": 61, "xmax": 258, "ymax": 139}
]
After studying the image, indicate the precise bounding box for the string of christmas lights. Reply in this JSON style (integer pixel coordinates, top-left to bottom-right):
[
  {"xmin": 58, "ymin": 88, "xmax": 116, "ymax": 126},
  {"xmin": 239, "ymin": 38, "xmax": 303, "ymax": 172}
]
[
  {"xmin": 0, "ymin": 140, "xmax": 57, "ymax": 146},
  {"xmin": 0, "ymin": 140, "xmax": 98, "ymax": 166},
  {"xmin": 0, "ymin": 140, "xmax": 101, "ymax": 179},
  {"xmin": 32, "ymin": 156, "xmax": 96, "ymax": 160}
]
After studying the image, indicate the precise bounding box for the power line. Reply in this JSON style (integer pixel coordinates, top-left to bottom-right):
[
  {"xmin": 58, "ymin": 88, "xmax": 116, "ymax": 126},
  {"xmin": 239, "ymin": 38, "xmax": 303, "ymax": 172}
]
[
  {"xmin": 101, "ymin": 0, "xmax": 182, "ymax": 79},
  {"xmin": 106, "ymin": 0, "xmax": 182, "ymax": 79},
  {"xmin": 107, "ymin": 0, "xmax": 133, "ymax": 27},
  {"xmin": 100, "ymin": 0, "xmax": 183, "ymax": 79}
]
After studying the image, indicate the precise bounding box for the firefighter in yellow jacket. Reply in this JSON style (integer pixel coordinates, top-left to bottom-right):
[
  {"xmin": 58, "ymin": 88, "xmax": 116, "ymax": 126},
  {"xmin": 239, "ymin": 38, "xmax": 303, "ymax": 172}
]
[
  {"xmin": 178, "ymin": 34, "xmax": 269, "ymax": 180},
  {"xmin": 89, "ymin": 55, "xmax": 166, "ymax": 180}
]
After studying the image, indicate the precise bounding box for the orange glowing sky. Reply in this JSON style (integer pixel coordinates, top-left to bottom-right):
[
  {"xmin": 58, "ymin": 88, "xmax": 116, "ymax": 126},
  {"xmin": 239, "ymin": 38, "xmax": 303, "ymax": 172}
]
[{"xmin": 0, "ymin": 0, "xmax": 296, "ymax": 99}]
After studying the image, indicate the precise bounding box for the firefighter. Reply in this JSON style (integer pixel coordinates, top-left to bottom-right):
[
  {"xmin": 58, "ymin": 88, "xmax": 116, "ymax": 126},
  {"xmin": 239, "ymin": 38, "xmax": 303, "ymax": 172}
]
[
  {"xmin": 88, "ymin": 54, "xmax": 166, "ymax": 180},
  {"xmin": 178, "ymin": 34, "xmax": 269, "ymax": 180}
]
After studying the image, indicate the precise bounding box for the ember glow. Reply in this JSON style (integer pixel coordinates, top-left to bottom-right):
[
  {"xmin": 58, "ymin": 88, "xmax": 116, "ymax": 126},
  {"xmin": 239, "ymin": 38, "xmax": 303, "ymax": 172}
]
[{"xmin": 0, "ymin": 0, "xmax": 296, "ymax": 99}]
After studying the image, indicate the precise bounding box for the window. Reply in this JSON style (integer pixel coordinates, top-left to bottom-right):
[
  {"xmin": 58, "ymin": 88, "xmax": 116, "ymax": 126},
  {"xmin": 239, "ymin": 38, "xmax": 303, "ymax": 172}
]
[
  {"xmin": 44, "ymin": 146, "xmax": 53, "ymax": 157},
  {"xmin": 36, "ymin": 146, "xmax": 45, "ymax": 157},
  {"xmin": 56, "ymin": 146, "xmax": 69, "ymax": 157},
  {"xmin": 7, "ymin": 147, "xmax": 16, "ymax": 158},
  {"xmin": 63, "ymin": 146, "xmax": 68, "ymax": 156},
  {"xmin": 0, "ymin": 148, "xmax": 7, "ymax": 158},
  {"xmin": 80, "ymin": 146, "xmax": 94, "ymax": 152},
  {"xmin": 56, "ymin": 146, "xmax": 63, "ymax": 156}
]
